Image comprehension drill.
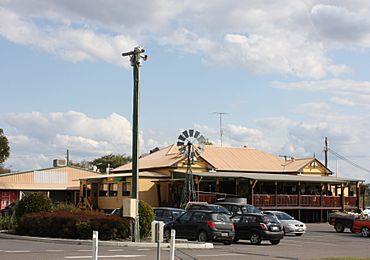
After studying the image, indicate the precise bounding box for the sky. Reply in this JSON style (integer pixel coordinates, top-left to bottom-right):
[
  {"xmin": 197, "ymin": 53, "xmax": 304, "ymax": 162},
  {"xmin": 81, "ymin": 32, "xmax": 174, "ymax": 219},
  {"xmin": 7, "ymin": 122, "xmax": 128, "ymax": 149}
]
[{"xmin": 1, "ymin": 1, "xmax": 370, "ymax": 182}]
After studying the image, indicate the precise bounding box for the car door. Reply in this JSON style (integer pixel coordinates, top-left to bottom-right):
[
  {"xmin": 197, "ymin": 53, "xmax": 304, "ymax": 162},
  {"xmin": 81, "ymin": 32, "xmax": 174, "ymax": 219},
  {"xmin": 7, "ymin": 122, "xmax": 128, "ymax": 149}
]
[
  {"xmin": 240, "ymin": 215, "xmax": 259, "ymax": 239},
  {"xmin": 173, "ymin": 211, "xmax": 193, "ymax": 238}
]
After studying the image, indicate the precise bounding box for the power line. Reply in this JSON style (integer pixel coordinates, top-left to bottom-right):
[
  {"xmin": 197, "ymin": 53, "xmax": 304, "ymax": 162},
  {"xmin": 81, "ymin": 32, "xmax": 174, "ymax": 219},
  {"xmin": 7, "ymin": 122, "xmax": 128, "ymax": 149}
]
[{"xmin": 328, "ymin": 147, "xmax": 370, "ymax": 173}]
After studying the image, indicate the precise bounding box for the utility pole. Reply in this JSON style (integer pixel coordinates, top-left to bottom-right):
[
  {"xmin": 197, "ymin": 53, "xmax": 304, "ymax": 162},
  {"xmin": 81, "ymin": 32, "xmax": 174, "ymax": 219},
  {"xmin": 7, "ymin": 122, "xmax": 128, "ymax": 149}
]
[
  {"xmin": 213, "ymin": 112, "xmax": 228, "ymax": 147},
  {"xmin": 122, "ymin": 47, "xmax": 147, "ymax": 242},
  {"xmin": 324, "ymin": 137, "xmax": 328, "ymax": 168}
]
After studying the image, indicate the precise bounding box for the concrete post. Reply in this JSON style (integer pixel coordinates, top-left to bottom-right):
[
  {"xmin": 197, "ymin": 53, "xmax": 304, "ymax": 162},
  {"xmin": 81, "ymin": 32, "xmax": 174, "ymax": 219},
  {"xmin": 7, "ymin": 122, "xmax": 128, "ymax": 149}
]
[{"xmin": 92, "ymin": 230, "xmax": 98, "ymax": 260}]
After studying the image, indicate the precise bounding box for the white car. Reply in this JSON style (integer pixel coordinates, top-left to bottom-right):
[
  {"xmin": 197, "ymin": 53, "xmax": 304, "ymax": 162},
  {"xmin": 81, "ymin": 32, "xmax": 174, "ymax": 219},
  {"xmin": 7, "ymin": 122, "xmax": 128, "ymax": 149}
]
[
  {"xmin": 362, "ymin": 207, "xmax": 370, "ymax": 215},
  {"xmin": 264, "ymin": 211, "xmax": 306, "ymax": 236}
]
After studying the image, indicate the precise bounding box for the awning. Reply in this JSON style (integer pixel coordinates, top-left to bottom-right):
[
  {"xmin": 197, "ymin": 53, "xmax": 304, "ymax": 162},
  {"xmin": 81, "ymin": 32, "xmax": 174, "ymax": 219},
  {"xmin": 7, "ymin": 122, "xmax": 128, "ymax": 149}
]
[{"xmin": 174, "ymin": 171, "xmax": 364, "ymax": 184}]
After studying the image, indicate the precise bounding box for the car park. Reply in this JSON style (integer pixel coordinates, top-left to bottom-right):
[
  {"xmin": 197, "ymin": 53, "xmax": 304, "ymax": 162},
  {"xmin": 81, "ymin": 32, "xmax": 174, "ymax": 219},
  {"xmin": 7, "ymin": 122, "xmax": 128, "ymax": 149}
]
[
  {"xmin": 153, "ymin": 207, "xmax": 185, "ymax": 224},
  {"xmin": 230, "ymin": 213, "xmax": 284, "ymax": 245},
  {"xmin": 264, "ymin": 211, "xmax": 306, "ymax": 236},
  {"xmin": 163, "ymin": 210, "xmax": 234, "ymax": 244},
  {"xmin": 215, "ymin": 201, "xmax": 261, "ymax": 216}
]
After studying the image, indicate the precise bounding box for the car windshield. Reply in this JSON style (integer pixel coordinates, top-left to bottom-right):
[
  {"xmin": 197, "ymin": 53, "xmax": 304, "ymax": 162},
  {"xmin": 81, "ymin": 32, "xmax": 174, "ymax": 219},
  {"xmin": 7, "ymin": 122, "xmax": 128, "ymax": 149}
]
[
  {"xmin": 172, "ymin": 210, "xmax": 185, "ymax": 218},
  {"xmin": 241, "ymin": 205, "xmax": 261, "ymax": 214},
  {"xmin": 208, "ymin": 205, "xmax": 230, "ymax": 214},
  {"xmin": 274, "ymin": 212, "xmax": 294, "ymax": 220},
  {"xmin": 210, "ymin": 213, "xmax": 231, "ymax": 222}
]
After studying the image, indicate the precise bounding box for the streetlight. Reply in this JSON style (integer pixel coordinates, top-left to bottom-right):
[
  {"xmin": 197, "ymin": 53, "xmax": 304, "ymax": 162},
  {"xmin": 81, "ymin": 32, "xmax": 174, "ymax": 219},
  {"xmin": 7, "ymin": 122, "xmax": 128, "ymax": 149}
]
[{"xmin": 122, "ymin": 47, "xmax": 147, "ymax": 242}]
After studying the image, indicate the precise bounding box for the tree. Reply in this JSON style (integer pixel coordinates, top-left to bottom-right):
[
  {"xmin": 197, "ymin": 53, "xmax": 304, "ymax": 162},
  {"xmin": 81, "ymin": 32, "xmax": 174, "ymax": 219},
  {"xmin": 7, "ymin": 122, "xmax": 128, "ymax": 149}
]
[
  {"xmin": 91, "ymin": 154, "xmax": 131, "ymax": 173},
  {"xmin": 0, "ymin": 128, "xmax": 10, "ymax": 165}
]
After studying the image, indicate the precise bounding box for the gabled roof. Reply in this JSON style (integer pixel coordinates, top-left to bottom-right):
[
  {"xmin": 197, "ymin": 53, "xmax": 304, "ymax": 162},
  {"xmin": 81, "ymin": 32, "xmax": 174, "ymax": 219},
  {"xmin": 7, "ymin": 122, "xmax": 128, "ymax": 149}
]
[
  {"xmin": 111, "ymin": 145, "xmax": 184, "ymax": 173},
  {"xmin": 112, "ymin": 144, "xmax": 331, "ymax": 174}
]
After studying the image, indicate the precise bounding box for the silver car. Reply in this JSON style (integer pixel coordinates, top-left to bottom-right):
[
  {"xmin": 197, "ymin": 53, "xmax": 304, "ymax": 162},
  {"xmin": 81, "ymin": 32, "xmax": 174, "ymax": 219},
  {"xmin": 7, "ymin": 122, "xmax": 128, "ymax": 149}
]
[{"xmin": 264, "ymin": 211, "xmax": 306, "ymax": 236}]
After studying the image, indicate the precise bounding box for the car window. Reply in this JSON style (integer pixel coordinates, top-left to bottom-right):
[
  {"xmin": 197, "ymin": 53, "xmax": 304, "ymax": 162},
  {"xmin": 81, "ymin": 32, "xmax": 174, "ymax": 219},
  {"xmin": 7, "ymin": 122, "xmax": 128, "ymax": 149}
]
[
  {"xmin": 241, "ymin": 205, "xmax": 261, "ymax": 214},
  {"xmin": 263, "ymin": 214, "xmax": 280, "ymax": 224},
  {"xmin": 162, "ymin": 210, "xmax": 171, "ymax": 218},
  {"xmin": 275, "ymin": 212, "xmax": 294, "ymax": 220},
  {"xmin": 172, "ymin": 210, "xmax": 185, "ymax": 219},
  {"xmin": 192, "ymin": 212, "xmax": 206, "ymax": 222},
  {"xmin": 154, "ymin": 209, "xmax": 164, "ymax": 218},
  {"xmin": 210, "ymin": 213, "xmax": 230, "ymax": 222},
  {"xmin": 243, "ymin": 215, "xmax": 258, "ymax": 223},
  {"xmin": 178, "ymin": 212, "xmax": 192, "ymax": 223},
  {"xmin": 230, "ymin": 214, "xmax": 242, "ymax": 222}
]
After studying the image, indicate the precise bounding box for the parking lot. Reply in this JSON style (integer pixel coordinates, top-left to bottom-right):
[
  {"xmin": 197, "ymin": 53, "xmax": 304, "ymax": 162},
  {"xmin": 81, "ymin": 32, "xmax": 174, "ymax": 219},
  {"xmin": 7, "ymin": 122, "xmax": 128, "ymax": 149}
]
[{"xmin": 0, "ymin": 223, "xmax": 369, "ymax": 259}]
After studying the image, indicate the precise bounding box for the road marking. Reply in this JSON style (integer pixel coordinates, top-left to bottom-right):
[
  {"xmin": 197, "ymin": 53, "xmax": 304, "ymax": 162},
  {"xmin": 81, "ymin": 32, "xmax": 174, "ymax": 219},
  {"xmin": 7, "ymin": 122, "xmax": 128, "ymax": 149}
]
[
  {"xmin": 77, "ymin": 250, "xmax": 91, "ymax": 252},
  {"xmin": 196, "ymin": 253, "xmax": 245, "ymax": 257},
  {"xmin": 136, "ymin": 248, "xmax": 151, "ymax": 251},
  {"xmin": 108, "ymin": 249, "xmax": 126, "ymax": 252},
  {"xmin": 47, "ymin": 250, "xmax": 65, "ymax": 252},
  {"xmin": 5, "ymin": 250, "xmax": 31, "ymax": 253},
  {"xmin": 65, "ymin": 255, "xmax": 146, "ymax": 259}
]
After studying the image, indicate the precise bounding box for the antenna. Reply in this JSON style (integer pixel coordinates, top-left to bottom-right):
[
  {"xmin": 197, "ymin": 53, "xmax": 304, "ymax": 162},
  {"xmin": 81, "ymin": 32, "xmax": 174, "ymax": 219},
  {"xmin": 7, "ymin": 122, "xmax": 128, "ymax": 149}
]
[{"xmin": 213, "ymin": 112, "xmax": 228, "ymax": 147}]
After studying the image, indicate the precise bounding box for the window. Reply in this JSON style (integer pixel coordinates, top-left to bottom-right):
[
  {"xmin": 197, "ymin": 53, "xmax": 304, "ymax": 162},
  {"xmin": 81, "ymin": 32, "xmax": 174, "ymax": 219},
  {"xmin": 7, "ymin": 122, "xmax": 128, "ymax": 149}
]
[
  {"xmin": 122, "ymin": 182, "xmax": 130, "ymax": 196},
  {"xmin": 109, "ymin": 183, "xmax": 118, "ymax": 197},
  {"xmin": 192, "ymin": 212, "xmax": 206, "ymax": 222},
  {"xmin": 99, "ymin": 184, "xmax": 108, "ymax": 197},
  {"xmin": 178, "ymin": 212, "xmax": 192, "ymax": 223},
  {"xmin": 154, "ymin": 209, "xmax": 164, "ymax": 218}
]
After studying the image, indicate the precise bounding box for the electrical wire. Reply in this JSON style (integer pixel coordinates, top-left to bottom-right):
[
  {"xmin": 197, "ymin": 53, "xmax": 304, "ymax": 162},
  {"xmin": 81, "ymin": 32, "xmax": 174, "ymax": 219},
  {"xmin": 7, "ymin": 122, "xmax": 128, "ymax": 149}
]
[{"xmin": 328, "ymin": 147, "xmax": 370, "ymax": 173}]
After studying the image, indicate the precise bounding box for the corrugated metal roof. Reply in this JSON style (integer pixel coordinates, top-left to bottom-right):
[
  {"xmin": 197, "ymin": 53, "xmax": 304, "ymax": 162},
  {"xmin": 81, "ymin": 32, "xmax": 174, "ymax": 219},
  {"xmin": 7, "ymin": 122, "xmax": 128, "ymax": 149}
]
[
  {"xmin": 78, "ymin": 171, "xmax": 169, "ymax": 180},
  {"xmin": 112, "ymin": 144, "xmax": 330, "ymax": 174},
  {"xmin": 186, "ymin": 171, "xmax": 363, "ymax": 183}
]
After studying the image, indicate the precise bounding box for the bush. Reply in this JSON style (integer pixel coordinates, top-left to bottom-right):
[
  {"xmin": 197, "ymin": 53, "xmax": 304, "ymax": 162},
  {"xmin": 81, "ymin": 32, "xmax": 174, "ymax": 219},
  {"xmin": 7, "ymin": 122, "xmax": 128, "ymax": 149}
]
[
  {"xmin": 139, "ymin": 200, "xmax": 154, "ymax": 238},
  {"xmin": 15, "ymin": 192, "xmax": 53, "ymax": 221},
  {"xmin": 0, "ymin": 215, "xmax": 17, "ymax": 230},
  {"xmin": 16, "ymin": 211, "xmax": 130, "ymax": 240},
  {"xmin": 53, "ymin": 202, "xmax": 81, "ymax": 213}
]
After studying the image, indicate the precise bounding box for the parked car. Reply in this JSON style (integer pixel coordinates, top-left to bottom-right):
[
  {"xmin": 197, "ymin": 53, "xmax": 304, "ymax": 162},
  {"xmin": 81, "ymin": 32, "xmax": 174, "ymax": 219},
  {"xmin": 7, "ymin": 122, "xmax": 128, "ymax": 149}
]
[
  {"xmin": 264, "ymin": 210, "xmax": 306, "ymax": 236},
  {"xmin": 352, "ymin": 217, "xmax": 370, "ymax": 237},
  {"xmin": 153, "ymin": 207, "xmax": 185, "ymax": 224},
  {"xmin": 0, "ymin": 202, "xmax": 16, "ymax": 217},
  {"xmin": 328, "ymin": 211, "xmax": 357, "ymax": 233},
  {"xmin": 215, "ymin": 201, "xmax": 261, "ymax": 216},
  {"xmin": 163, "ymin": 210, "xmax": 234, "ymax": 244},
  {"xmin": 186, "ymin": 202, "xmax": 231, "ymax": 216},
  {"xmin": 230, "ymin": 213, "xmax": 284, "ymax": 245},
  {"xmin": 362, "ymin": 207, "xmax": 370, "ymax": 215}
]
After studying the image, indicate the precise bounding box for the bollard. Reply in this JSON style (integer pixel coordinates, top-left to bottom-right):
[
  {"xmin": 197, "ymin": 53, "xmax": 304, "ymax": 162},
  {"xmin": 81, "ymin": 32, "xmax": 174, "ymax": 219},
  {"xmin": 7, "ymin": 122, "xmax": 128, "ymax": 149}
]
[
  {"xmin": 92, "ymin": 230, "xmax": 98, "ymax": 260},
  {"xmin": 169, "ymin": 229, "xmax": 176, "ymax": 260},
  {"xmin": 156, "ymin": 223, "xmax": 161, "ymax": 260}
]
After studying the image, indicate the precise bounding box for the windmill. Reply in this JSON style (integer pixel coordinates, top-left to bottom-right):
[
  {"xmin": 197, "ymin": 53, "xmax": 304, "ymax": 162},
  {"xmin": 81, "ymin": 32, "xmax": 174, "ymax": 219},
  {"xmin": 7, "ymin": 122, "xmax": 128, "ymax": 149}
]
[{"xmin": 177, "ymin": 129, "xmax": 206, "ymax": 207}]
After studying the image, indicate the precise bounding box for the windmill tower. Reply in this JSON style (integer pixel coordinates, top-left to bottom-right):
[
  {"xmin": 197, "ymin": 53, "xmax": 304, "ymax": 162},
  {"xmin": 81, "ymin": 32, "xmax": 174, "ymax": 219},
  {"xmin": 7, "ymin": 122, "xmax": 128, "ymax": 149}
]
[{"xmin": 176, "ymin": 129, "xmax": 206, "ymax": 207}]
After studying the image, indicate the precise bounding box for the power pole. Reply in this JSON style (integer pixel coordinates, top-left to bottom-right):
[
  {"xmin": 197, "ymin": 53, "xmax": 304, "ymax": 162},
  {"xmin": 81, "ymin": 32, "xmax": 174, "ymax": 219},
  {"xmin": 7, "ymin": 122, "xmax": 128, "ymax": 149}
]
[
  {"xmin": 324, "ymin": 137, "xmax": 328, "ymax": 168},
  {"xmin": 213, "ymin": 112, "xmax": 228, "ymax": 147},
  {"xmin": 122, "ymin": 47, "xmax": 147, "ymax": 242}
]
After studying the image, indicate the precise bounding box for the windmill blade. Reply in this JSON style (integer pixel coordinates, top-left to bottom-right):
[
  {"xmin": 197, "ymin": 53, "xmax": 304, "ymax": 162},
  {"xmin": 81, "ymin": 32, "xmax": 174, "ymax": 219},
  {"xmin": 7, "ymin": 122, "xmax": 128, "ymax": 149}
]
[
  {"xmin": 182, "ymin": 130, "xmax": 189, "ymax": 138},
  {"xmin": 177, "ymin": 141, "xmax": 184, "ymax": 146},
  {"xmin": 178, "ymin": 134, "xmax": 186, "ymax": 142},
  {"xmin": 194, "ymin": 131, "xmax": 200, "ymax": 139},
  {"xmin": 189, "ymin": 129, "xmax": 194, "ymax": 137}
]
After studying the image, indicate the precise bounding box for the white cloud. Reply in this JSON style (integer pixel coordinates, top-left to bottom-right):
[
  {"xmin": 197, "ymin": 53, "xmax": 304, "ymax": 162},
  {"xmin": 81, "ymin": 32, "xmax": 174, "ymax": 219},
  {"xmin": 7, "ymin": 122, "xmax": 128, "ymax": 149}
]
[
  {"xmin": 0, "ymin": 111, "xmax": 139, "ymax": 171},
  {"xmin": 294, "ymin": 102, "xmax": 330, "ymax": 114}
]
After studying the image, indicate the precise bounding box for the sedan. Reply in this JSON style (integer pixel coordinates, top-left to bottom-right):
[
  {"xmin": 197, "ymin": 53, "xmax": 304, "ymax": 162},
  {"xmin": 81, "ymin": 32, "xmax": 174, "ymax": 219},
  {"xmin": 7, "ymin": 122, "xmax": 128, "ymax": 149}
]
[{"xmin": 264, "ymin": 211, "xmax": 306, "ymax": 236}]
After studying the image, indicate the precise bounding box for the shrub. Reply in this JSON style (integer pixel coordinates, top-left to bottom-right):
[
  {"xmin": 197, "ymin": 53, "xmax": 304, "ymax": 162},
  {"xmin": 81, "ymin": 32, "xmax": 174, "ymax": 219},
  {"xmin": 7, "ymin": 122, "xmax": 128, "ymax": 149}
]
[
  {"xmin": 139, "ymin": 200, "xmax": 154, "ymax": 238},
  {"xmin": 0, "ymin": 215, "xmax": 17, "ymax": 230},
  {"xmin": 16, "ymin": 211, "xmax": 130, "ymax": 240},
  {"xmin": 15, "ymin": 192, "xmax": 53, "ymax": 221},
  {"xmin": 53, "ymin": 202, "xmax": 81, "ymax": 213}
]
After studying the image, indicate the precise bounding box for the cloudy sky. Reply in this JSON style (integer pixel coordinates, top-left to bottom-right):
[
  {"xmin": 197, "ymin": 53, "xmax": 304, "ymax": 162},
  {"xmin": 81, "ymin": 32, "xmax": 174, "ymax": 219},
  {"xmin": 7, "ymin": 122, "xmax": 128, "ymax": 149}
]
[{"xmin": 1, "ymin": 1, "xmax": 370, "ymax": 182}]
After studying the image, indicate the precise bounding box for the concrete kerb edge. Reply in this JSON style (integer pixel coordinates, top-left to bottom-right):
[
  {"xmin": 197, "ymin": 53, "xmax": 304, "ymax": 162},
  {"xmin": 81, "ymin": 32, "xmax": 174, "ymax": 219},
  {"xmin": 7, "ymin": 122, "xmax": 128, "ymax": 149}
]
[{"xmin": 0, "ymin": 231, "xmax": 213, "ymax": 249}]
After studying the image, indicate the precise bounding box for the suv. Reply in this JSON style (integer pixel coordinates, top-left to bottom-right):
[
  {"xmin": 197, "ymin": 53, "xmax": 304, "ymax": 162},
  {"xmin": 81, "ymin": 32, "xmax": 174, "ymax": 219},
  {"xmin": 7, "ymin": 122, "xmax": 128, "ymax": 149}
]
[
  {"xmin": 164, "ymin": 210, "xmax": 234, "ymax": 244},
  {"xmin": 230, "ymin": 213, "xmax": 284, "ymax": 245},
  {"xmin": 186, "ymin": 202, "xmax": 231, "ymax": 216},
  {"xmin": 215, "ymin": 201, "xmax": 261, "ymax": 216},
  {"xmin": 153, "ymin": 207, "xmax": 185, "ymax": 224}
]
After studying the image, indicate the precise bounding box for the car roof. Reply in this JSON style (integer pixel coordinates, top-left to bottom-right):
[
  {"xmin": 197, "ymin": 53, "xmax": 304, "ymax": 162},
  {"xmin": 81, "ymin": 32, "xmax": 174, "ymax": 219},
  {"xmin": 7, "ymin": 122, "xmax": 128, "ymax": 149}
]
[{"xmin": 154, "ymin": 207, "xmax": 185, "ymax": 210}]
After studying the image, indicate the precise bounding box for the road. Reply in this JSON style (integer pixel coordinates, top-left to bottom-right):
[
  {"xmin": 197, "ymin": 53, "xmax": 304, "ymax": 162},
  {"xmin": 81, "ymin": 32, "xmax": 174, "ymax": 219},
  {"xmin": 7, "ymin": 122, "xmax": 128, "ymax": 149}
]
[{"xmin": 0, "ymin": 223, "xmax": 369, "ymax": 260}]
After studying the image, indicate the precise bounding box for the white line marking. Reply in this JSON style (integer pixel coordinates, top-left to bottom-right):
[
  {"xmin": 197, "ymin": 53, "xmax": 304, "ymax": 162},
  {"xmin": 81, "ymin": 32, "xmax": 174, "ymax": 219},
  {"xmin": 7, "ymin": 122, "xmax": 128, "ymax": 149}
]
[
  {"xmin": 136, "ymin": 248, "xmax": 151, "ymax": 251},
  {"xmin": 65, "ymin": 255, "xmax": 146, "ymax": 259},
  {"xmin": 5, "ymin": 250, "xmax": 31, "ymax": 253},
  {"xmin": 47, "ymin": 249, "xmax": 65, "ymax": 252},
  {"xmin": 196, "ymin": 253, "xmax": 245, "ymax": 257},
  {"xmin": 108, "ymin": 249, "xmax": 125, "ymax": 251},
  {"xmin": 77, "ymin": 250, "xmax": 91, "ymax": 252}
]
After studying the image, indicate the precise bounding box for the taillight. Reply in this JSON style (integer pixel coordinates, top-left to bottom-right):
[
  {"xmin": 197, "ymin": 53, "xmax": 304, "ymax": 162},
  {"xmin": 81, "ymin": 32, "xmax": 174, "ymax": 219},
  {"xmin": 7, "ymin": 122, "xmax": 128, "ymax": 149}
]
[
  {"xmin": 260, "ymin": 223, "xmax": 268, "ymax": 230},
  {"xmin": 232, "ymin": 223, "xmax": 235, "ymax": 232},
  {"xmin": 207, "ymin": 220, "xmax": 216, "ymax": 230}
]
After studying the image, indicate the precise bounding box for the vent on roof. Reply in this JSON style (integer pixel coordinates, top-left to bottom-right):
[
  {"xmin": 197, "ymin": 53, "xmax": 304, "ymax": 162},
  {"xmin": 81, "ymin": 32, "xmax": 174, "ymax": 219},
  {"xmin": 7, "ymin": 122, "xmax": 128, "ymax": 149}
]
[
  {"xmin": 53, "ymin": 159, "xmax": 67, "ymax": 167},
  {"xmin": 150, "ymin": 147, "xmax": 160, "ymax": 154}
]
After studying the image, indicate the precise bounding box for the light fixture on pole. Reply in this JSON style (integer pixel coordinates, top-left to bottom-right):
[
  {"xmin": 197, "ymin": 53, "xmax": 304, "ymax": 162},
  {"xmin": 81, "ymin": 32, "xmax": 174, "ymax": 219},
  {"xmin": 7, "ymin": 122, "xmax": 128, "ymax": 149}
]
[{"xmin": 122, "ymin": 46, "xmax": 147, "ymax": 242}]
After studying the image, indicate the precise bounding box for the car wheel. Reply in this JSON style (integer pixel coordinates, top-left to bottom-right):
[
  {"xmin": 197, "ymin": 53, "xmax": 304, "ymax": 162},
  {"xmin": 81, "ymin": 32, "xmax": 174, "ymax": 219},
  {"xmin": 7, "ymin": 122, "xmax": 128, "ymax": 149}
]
[
  {"xmin": 270, "ymin": 240, "xmax": 280, "ymax": 245},
  {"xmin": 295, "ymin": 233, "xmax": 303, "ymax": 236},
  {"xmin": 335, "ymin": 222, "xmax": 345, "ymax": 233},
  {"xmin": 361, "ymin": 227, "xmax": 370, "ymax": 237},
  {"xmin": 250, "ymin": 232, "xmax": 262, "ymax": 245},
  {"xmin": 233, "ymin": 236, "xmax": 239, "ymax": 242},
  {"xmin": 163, "ymin": 229, "xmax": 171, "ymax": 242},
  {"xmin": 223, "ymin": 240, "xmax": 232, "ymax": 245},
  {"xmin": 197, "ymin": 230, "xmax": 208, "ymax": 242},
  {"xmin": 283, "ymin": 227, "xmax": 286, "ymax": 235}
]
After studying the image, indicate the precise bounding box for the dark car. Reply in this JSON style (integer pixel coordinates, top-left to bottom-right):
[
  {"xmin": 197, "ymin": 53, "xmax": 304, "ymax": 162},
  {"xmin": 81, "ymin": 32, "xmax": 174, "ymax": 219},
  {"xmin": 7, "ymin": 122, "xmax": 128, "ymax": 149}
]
[
  {"xmin": 0, "ymin": 202, "xmax": 16, "ymax": 217},
  {"xmin": 153, "ymin": 207, "xmax": 186, "ymax": 224},
  {"xmin": 186, "ymin": 202, "xmax": 231, "ymax": 216},
  {"xmin": 230, "ymin": 213, "xmax": 284, "ymax": 245},
  {"xmin": 164, "ymin": 210, "xmax": 234, "ymax": 244},
  {"xmin": 215, "ymin": 201, "xmax": 261, "ymax": 216}
]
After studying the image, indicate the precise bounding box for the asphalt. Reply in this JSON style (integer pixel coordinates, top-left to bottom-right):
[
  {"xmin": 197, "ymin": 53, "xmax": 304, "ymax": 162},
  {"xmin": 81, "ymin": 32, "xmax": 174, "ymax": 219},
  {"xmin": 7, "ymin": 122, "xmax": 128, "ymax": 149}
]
[{"xmin": 0, "ymin": 230, "xmax": 214, "ymax": 249}]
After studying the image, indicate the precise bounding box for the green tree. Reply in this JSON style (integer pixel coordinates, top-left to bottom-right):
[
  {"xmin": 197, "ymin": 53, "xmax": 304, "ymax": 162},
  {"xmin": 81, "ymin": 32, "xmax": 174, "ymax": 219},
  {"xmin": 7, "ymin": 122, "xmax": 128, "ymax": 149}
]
[
  {"xmin": 92, "ymin": 154, "xmax": 131, "ymax": 173},
  {"xmin": 0, "ymin": 128, "xmax": 10, "ymax": 164},
  {"xmin": 15, "ymin": 192, "xmax": 53, "ymax": 221}
]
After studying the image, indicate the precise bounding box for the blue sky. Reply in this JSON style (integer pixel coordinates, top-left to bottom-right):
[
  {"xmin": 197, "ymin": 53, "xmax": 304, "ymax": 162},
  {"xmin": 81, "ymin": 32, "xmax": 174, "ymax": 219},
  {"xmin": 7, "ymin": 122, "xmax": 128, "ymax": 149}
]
[{"xmin": 1, "ymin": 1, "xmax": 370, "ymax": 182}]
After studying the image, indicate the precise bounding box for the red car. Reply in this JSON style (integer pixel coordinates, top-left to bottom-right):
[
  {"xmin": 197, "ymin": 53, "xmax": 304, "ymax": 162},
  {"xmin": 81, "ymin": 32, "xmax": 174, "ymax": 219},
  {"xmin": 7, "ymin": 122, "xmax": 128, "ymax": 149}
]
[{"xmin": 351, "ymin": 218, "xmax": 370, "ymax": 237}]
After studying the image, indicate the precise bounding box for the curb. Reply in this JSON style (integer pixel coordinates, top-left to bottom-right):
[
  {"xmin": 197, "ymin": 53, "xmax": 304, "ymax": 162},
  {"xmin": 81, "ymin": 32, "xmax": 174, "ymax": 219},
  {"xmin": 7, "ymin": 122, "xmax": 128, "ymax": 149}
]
[{"xmin": 0, "ymin": 231, "xmax": 213, "ymax": 249}]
